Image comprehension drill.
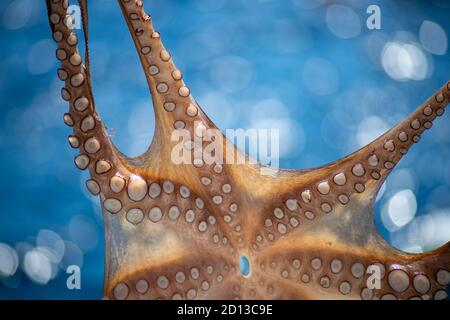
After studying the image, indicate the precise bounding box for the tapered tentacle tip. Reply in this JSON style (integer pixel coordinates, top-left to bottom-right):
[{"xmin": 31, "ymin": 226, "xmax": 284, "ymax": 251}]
[{"xmin": 338, "ymin": 79, "xmax": 450, "ymax": 197}]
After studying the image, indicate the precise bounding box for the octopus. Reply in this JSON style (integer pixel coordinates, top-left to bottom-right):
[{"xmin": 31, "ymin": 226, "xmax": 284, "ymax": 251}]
[{"xmin": 46, "ymin": 0, "xmax": 449, "ymax": 300}]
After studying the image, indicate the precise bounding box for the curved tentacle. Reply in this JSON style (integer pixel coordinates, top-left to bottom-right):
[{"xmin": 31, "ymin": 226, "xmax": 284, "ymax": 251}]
[
  {"xmin": 248, "ymin": 84, "xmax": 450, "ymax": 299},
  {"xmin": 253, "ymin": 83, "xmax": 450, "ymax": 245},
  {"xmin": 115, "ymin": 0, "xmax": 258, "ymax": 251},
  {"xmin": 104, "ymin": 245, "xmax": 240, "ymax": 300},
  {"xmin": 253, "ymin": 235, "xmax": 449, "ymax": 300},
  {"xmin": 47, "ymin": 0, "xmax": 133, "ymax": 199},
  {"xmin": 117, "ymin": 0, "xmax": 217, "ymax": 155}
]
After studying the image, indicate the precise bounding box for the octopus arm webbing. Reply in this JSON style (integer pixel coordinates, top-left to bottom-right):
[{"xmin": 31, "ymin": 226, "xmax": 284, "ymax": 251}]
[{"xmin": 46, "ymin": 0, "xmax": 450, "ymax": 300}]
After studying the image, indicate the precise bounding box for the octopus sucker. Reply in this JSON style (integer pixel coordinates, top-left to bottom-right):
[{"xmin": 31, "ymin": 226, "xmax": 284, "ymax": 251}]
[{"xmin": 46, "ymin": 0, "xmax": 449, "ymax": 300}]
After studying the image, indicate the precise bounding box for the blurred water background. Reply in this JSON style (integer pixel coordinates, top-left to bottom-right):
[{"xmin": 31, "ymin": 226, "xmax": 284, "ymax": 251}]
[{"xmin": 0, "ymin": 0, "xmax": 449, "ymax": 299}]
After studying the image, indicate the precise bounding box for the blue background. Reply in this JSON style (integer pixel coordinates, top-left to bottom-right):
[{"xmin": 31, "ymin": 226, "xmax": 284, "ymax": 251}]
[{"xmin": 0, "ymin": 0, "xmax": 449, "ymax": 299}]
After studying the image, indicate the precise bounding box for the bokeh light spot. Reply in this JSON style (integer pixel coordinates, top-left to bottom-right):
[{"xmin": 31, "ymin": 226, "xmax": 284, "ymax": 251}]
[
  {"xmin": 419, "ymin": 20, "xmax": 447, "ymax": 55},
  {"xmin": 325, "ymin": 5, "xmax": 361, "ymax": 39}
]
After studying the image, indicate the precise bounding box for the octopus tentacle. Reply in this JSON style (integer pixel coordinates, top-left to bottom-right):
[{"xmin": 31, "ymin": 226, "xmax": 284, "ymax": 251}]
[
  {"xmin": 255, "ymin": 83, "xmax": 450, "ymax": 243},
  {"xmin": 253, "ymin": 239, "xmax": 449, "ymax": 300},
  {"xmin": 116, "ymin": 0, "xmax": 252, "ymax": 250},
  {"xmin": 117, "ymin": 0, "xmax": 215, "ymax": 152},
  {"xmin": 249, "ymin": 84, "xmax": 450, "ymax": 299},
  {"xmin": 105, "ymin": 247, "xmax": 241, "ymax": 300},
  {"xmin": 46, "ymin": 0, "xmax": 131, "ymax": 197}
]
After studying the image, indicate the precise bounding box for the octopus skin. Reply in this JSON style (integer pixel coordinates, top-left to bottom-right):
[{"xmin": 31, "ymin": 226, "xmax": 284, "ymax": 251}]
[{"xmin": 45, "ymin": 0, "xmax": 450, "ymax": 300}]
